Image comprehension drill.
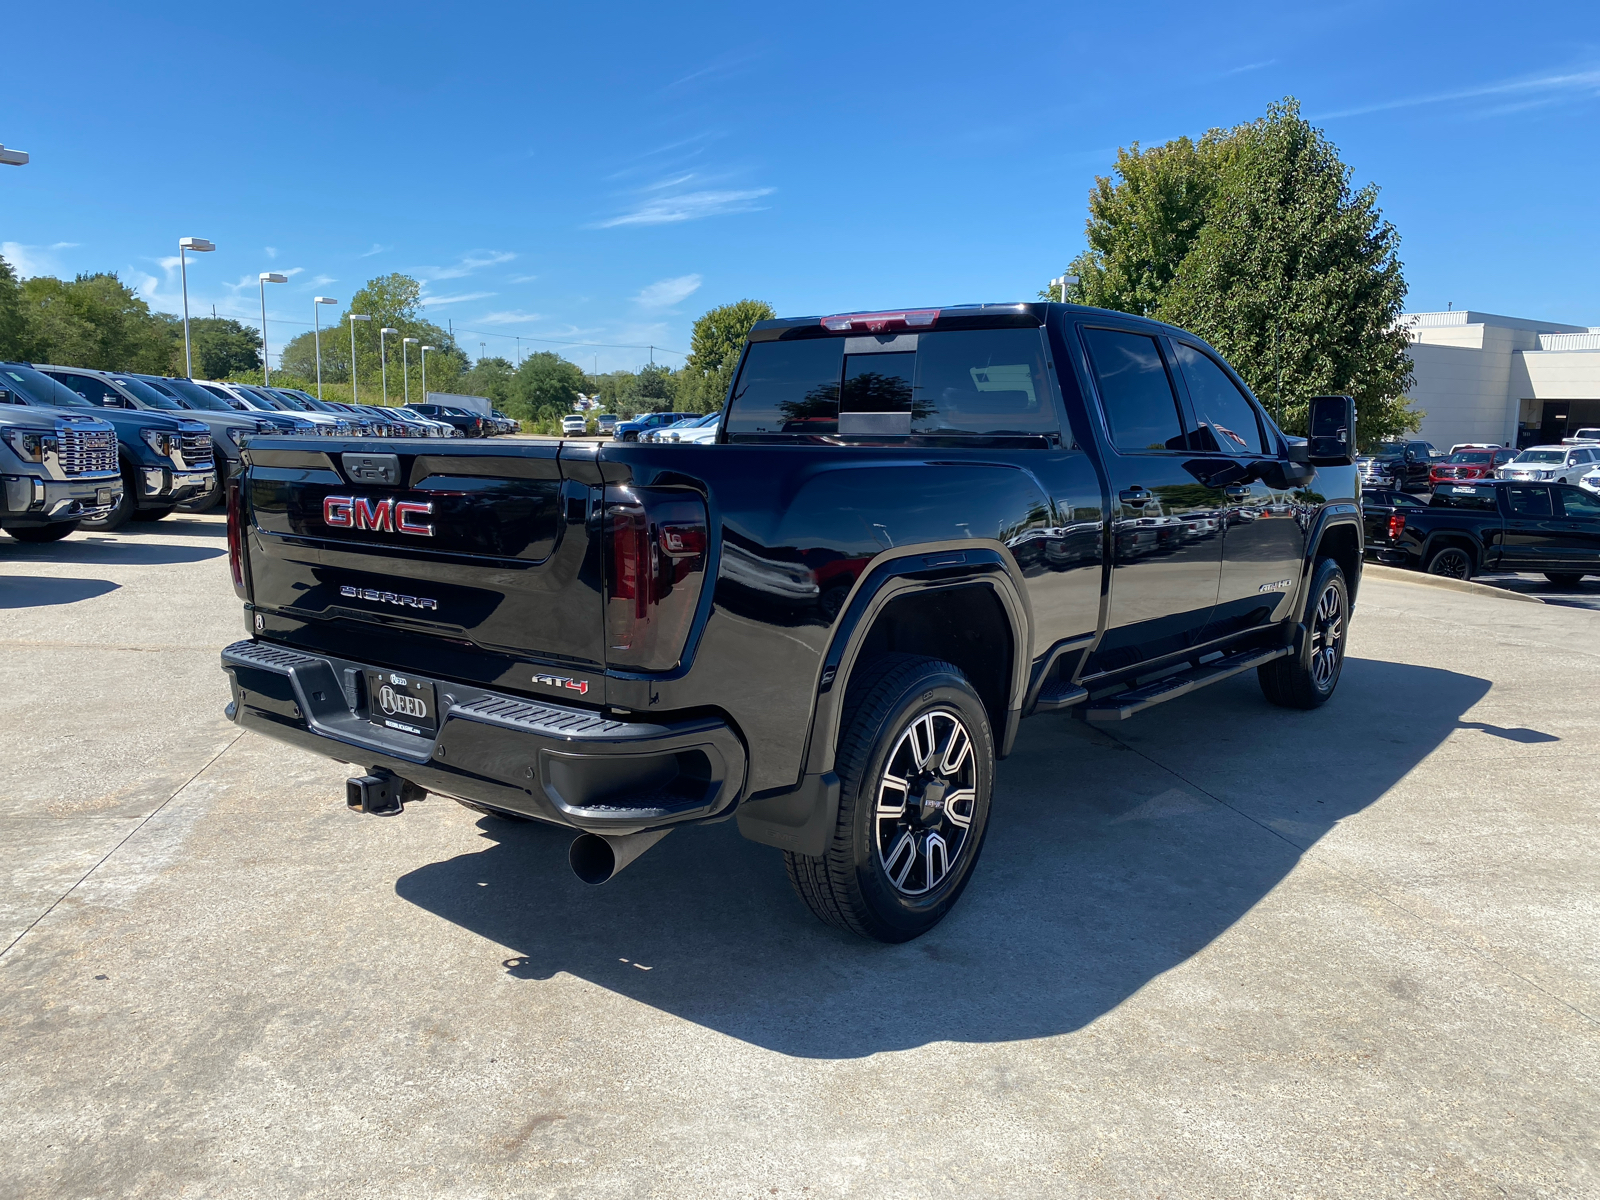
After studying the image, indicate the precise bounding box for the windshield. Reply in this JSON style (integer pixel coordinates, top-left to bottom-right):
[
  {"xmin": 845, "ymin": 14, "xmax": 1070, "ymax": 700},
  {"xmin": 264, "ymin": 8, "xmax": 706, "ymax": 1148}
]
[
  {"xmin": 267, "ymin": 389, "xmax": 314, "ymax": 411},
  {"xmin": 1364, "ymin": 444, "xmax": 1406, "ymax": 459},
  {"xmin": 1446, "ymin": 451, "xmax": 1493, "ymax": 464},
  {"xmin": 160, "ymin": 379, "xmax": 235, "ymax": 411},
  {"xmin": 0, "ymin": 365, "xmax": 94, "ymax": 407},
  {"xmin": 110, "ymin": 376, "xmax": 184, "ymax": 410},
  {"xmin": 1513, "ymin": 450, "xmax": 1567, "ymax": 464},
  {"xmin": 239, "ymin": 388, "xmax": 288, "ymax": 411}
]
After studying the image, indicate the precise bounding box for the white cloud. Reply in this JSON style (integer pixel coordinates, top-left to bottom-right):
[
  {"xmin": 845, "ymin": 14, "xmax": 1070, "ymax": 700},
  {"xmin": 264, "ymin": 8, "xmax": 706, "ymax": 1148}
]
[
  {"xmin": 476, "ymin": 310, "xmax": 545, "ymax": 325},
  {"xmin": 421, "ymin": 250, "xmax": 517, "ymax": 281},
  {"xmin": 1316, "ymin": 65, "xmax": 1600, "ymax": 120},
  {"xmin": 418, "ymin": 290, "xmax": 496, "ymax": 307},
  {"xmin": 311, "ymin": 274, "xmax": 337, "ymax": 286},
  {"xmin": 2, "ymin": 241, "xmax": 76, "ymax": 277},
  {"xmin": 508, "ymin": 273, "xmax": 540, "ymax": 284},
  {"xmin": 634, "ymin": 274, "xmax": 703, "ymax": 308},
  {"xmin": 281, "ymin": 267, "xmax": 305, "ymax": 278},
  {"xmin": 265, "ymin": 246, "xmax": 279, "ymax": 259},
  {"xmin": 360, "ymin": 243, "xmax": 391, "ymax": 257},
  {"xmin": 594, "ymin": 187, "xmax": 774, "ymax": 229}
]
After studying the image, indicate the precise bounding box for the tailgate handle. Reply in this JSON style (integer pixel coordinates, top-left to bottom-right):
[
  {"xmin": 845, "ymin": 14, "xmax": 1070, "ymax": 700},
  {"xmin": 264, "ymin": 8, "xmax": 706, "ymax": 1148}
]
[{"xmin": 343, "ymin": 453, "xmax": 401, "ymax": 487}]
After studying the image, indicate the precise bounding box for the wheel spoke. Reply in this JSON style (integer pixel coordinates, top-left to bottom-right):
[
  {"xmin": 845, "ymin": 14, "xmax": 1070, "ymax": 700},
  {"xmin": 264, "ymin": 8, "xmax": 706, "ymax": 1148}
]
[
  {"xmin": 925, "ymin": 833, "xmax": 950, "ymax": 888},
  {"xmin": 944, "ymin": 787, "xmax": 976, "ymax": 828},
  {"xmin": 884, "ymin": 830, "xmax": 917, "ymax": 889},
  {"xmin": 940, "ymin": 726, "xmax": 971, "ymax": 775}
]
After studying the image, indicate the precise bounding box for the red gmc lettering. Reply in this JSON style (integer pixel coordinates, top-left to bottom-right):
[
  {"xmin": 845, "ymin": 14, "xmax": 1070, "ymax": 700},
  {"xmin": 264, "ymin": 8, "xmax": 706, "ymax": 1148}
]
[
  {"xmin": 322, "ymin": 495, "xmax": 434, "ymax": 538},
  {"xmin": 395, "ymin": 501, "xmax": 434, "ymax": 537},
  {"xmin": 353, "ymin": 497, "xmax": 393, "ymax": 531}
]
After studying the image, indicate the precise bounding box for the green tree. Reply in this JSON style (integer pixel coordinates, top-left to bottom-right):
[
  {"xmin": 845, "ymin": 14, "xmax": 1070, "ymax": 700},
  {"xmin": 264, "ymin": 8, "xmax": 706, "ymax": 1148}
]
[
  {"xmin": 509, "ymin": 351, "xmax": 586, "ymax": 423},
  {"xmin": 20, "ymin": 272, "xmax": 178, "ymax": 372},
  {"xmin": 0, "ymin": 255, "xmax": 35, "ymax": 361},
  {"xmin": 680, "ymin": 299, "xmax": 775, "ymax": 412},
  {"xmin": 302, "ymin": 274, "xmax": 468, "ymax": 402},
  {"xmin": 187, "ymin": 317, "xmax": 261, "ymax": 379},
  {"xmin": 459, "ymin": 356, "xmax": 516, "ymax": 407},
  {"xmin": 1054, "ymin": 99, "xmax": 1417, "ymax": 441}
]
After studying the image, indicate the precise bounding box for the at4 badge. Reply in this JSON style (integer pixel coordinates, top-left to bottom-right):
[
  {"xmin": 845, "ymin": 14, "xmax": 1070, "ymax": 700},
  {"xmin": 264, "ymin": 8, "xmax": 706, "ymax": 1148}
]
[{"xmin": 532, "ymin": 672, "xmax": 589, "ymax": 696}]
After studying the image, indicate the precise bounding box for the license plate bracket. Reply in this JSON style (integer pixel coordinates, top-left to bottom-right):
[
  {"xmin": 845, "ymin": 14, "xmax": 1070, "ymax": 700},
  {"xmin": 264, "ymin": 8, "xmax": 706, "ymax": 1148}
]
[
  {"xmin": 365, "ymin": 670, "xmax": 439, "ymax": 737},
  {"xmin": 96, "ymin": 487, "xmax": 113, "ymax": 506}
]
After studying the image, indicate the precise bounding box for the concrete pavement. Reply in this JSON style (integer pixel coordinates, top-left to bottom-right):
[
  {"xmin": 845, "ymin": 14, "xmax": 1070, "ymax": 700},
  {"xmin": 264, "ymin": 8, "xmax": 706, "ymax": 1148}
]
[{"xmin": 1, "ymin": 517, "xmax": 1595, "ymax": 1198}]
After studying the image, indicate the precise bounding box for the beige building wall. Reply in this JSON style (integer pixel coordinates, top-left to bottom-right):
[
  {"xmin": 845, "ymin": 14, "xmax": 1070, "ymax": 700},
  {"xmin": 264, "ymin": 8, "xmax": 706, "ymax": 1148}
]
[{"xmin": 1400, "ymin": 311, "xmax": 1598, "ymax": 449}]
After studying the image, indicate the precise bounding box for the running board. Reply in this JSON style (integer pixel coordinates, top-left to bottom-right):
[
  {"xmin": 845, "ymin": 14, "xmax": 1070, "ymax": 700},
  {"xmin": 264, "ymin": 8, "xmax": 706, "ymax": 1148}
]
[
  {"xmin": 1085, "ymin": 647, "xmax": 1289, "ymax": 722},
  {"xmin": 1033, "ymin": 681, "xmax": 1088, "ymax": 713}
]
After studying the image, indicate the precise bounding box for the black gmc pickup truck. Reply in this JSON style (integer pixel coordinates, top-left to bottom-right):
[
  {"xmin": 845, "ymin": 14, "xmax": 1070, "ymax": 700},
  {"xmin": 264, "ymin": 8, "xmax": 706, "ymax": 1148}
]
[
  {"xmin": 1365, "ymin": 479, "xmax": 1600, "ymax": 582},
  {"xmin": 221, "ymin": 302, "xmax": 1362, "ymax": 942}
]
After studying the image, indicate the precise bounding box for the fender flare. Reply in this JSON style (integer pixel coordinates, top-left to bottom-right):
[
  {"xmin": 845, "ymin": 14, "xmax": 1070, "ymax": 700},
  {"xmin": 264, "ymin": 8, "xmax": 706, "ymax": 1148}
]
[{"xmin": 735, "ymin": 543, "xmax": 1032, "ymax": 855}]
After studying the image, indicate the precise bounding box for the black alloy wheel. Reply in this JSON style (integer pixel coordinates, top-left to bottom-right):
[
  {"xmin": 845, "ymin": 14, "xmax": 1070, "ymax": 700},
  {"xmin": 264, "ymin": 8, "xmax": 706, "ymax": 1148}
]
[
  {"xmin": 1426, "ymin": 546, "xmax": 1473, "ymax": 580},
  {"xmin": 1259, "ymin": 557, "xmax": 1349, "ymax": 710},
  {"xmin": 785, "ymin": 653, "xmax": 995, "ymax": 943}
]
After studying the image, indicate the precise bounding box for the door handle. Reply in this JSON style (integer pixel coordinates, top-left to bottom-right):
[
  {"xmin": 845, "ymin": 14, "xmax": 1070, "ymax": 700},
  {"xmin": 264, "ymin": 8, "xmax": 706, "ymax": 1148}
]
[{"xmin": 1119, "ymin": 487, "xmax": 1153, "ymax": 506}]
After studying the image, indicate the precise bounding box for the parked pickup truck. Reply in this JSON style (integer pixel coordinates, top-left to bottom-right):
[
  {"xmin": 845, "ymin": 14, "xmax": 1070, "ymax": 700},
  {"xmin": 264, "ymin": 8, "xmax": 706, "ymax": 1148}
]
[
  {"xmin": 220, "ymin": 302, "xmax": 1363, "ymax": 942},
  {"xmin": 0, "ymin": 399, "xmax": 122, "ymax": 541},
  {"xmin": 1365, "ymin": 478, "xmax": 1600, "ymax": 583}
]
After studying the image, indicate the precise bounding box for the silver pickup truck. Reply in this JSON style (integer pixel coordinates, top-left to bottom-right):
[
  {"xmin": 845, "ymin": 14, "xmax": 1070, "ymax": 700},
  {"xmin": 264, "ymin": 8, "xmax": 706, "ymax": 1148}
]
[{"xmin": 0, "ymin": 397, "xmax": 123, "ymax": 541}]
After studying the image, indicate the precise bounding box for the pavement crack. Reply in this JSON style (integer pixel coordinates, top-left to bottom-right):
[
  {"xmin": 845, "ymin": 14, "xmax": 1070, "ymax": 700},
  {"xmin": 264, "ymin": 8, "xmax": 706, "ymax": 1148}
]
[
  {"xmin": 0, "ymin": 730, "xmax": 245, "ymax": 963},
  {"xmin": 1096, "ymin": 724, "xmax": 1600, "ymax": 1032}
]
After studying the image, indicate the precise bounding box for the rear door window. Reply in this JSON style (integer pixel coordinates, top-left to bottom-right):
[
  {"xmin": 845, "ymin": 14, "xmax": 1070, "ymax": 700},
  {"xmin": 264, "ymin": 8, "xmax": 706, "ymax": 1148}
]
[
  {"xmin": 1506, "ymin": 487, "xmax": 1554, "ymax": 517},
  {"xmin": 1557, "ymin": 488, "xmax": 1600, "ymax": 517},
  {"xmin": 1172, "ymin": 342, "xmax": 1268, "ymax": 455},
  {"xmin": 1080, "ymin": 327, "xmax": 1186, "ymax": 453}
]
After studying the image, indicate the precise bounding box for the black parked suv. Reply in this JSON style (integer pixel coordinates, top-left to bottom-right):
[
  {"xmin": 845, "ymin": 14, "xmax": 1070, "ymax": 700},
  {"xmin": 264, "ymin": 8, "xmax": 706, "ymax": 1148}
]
[
  {"xmin": 220, "ymin": 301, "xmax": 1362, "ymax": 942},
  {"xmin": 0, "ymin": 363, "xmax": 216, "ymax": 529},
  {"xmin": 406, "ymin": 402, "xmax": 488, "ymax": 437}
]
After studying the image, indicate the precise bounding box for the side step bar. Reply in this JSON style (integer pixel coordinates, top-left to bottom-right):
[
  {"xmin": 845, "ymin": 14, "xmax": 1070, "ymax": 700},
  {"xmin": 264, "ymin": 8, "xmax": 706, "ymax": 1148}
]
[{"xmin": 1085, "ymin": 646, "xmax": 1289, "ymax": 722}]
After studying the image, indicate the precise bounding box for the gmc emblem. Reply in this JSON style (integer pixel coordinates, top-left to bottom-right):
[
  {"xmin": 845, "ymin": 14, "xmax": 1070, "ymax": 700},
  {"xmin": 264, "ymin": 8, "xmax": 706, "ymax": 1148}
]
[{"xmin": 324, "ymin": 495, "xmax": 434, "ymax": 537}]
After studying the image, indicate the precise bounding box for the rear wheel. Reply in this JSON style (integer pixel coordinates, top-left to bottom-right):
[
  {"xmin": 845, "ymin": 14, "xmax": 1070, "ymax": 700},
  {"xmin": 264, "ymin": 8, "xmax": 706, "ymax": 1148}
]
[
  {"xmin": 1545, "ymin": 572, "xmax": 1584, "ymax": 586},
  {"xmin": 784, "ymin": 653, "xmax": 994, "ymax": 943},
  {"xmin": 1259, "ymin": 558, "xmax": 1349, "ymax": 710},
  {"xmin": 1425, "ymin": 545, "xmax": 1474, "ymax": 580},
  {"xmin": 6, "ymin": 521, "xmax": 79, "ymax": 543}
]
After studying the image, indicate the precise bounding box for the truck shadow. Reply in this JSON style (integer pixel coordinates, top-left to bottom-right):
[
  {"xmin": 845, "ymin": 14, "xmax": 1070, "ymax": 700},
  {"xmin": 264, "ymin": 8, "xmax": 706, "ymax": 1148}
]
[
  {"xmin": 0, "ymin": 575, "xmax": 120, "ymax": 608},
  {"xmin": 0, "ymin": 539, "xmax": 224, "ymax": 565},
  {"xmin": 395, "ymin": 656, "xmax": 1490, "ymax": 1059}
]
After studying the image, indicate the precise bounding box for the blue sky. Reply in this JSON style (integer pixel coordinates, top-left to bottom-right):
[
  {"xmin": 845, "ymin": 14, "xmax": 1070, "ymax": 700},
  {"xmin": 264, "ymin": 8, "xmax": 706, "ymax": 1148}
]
[{"xmin": 3, "ymin": 1, "xmax": 1597, "ymax": 372}]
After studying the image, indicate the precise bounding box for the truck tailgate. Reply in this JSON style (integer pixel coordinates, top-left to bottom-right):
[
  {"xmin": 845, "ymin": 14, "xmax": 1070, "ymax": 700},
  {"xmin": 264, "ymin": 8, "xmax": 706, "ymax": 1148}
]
[{"xmin": 243, "ymin": 441, "xmax": 605, "ymax": 693}]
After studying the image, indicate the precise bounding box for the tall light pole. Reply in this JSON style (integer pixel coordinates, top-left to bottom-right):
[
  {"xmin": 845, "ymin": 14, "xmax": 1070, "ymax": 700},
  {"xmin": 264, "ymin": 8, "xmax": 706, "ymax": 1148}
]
[
  {"xmin": 177, "ymin": 238, "xmax": 215, "ymax": 377},
  {"xmin": 420, "ymin": 345, "xmax": 435, "ymax": 403},
  {"xmin": 402, "ymin": 337, "xmax": 419, "ymax": 406},
  {"xmin": 0, "ymin": 144, "xmax": 28, "ymax": 166},
  {"xmin": 348, "ymin": 314, "xmax": 372, "ymax": 402},
  {"xmin": 380, "ymin": 327, "xmax": 399, "ymax": 404},
  {"xmin": 312, "ymin": 297, "xmax": 338, "ymax": 398},
  {"xmin": 259, "ymin": 272, "xmax": 288, "ymax": 385}
]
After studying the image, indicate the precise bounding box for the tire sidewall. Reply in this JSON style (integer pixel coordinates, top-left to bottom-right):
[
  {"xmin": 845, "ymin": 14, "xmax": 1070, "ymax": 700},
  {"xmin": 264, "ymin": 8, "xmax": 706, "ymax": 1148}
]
[
  {"xmin": 1300, "ymin": 559, "xmax": 1349, "ymax": 700},
  {"xmin": 842, "ymin": 671, "xmax": 994, "ymax": 939},
  {"xmin": 1427, "ymin": 546, "xmax": 1472, "ymax": 579}
]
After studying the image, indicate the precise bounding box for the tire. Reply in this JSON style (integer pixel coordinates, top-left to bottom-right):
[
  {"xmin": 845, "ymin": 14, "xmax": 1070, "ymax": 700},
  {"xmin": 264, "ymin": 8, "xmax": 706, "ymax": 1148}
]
[
  {"xmin": 6, "ymin": 521, "xmax": 79, "ymax": 543},
  {"xmin": 80, "ymin": 466, "xmax": 135, "ymax": 531},
  {"xmin": 1545, "ymin": 572, "xmax": 1584, "ymax": 586},
  {"xmin": 1425, "ymin": 544, "xmax": 1474, "ymax": 580},
  {"xmin": 784, "ymin": 653, "xmax": 994, "ymax": 943},
  {"xmin": 1259, "ymin": 558, "xmax": 1349, "ymax": 710}
]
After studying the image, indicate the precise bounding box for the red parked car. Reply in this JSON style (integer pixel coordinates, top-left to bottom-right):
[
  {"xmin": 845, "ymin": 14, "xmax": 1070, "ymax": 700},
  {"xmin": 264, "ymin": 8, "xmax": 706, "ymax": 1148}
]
[{"xmin": 1429, "ymin": 445, "xmax": 1516, "ymax": 489}]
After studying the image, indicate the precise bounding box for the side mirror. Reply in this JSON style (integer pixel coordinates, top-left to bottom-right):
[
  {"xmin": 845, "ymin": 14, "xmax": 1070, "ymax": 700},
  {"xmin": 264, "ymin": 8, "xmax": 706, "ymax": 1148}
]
[{"xmin": 1307, "ymin": 394, "xmax": 1356, "ymax": 466}]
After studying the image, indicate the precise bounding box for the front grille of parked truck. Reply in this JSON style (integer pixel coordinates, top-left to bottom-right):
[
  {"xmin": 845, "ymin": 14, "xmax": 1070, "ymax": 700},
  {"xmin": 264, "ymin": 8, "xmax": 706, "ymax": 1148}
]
[
  {"xmin": 58, "ymin": 425, "xmax": 118, "ymax": 476},
  {"xmin": 177, "ymin": 427, "xmax": 215, "ymax": 470}
]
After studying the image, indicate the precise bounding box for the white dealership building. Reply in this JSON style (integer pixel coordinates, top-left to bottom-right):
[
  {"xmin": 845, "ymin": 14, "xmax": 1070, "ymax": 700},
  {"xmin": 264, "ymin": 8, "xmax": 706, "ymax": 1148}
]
[{"xmin": 1401, "ymin": 310, "xmax": 1600, "ymax": 450}]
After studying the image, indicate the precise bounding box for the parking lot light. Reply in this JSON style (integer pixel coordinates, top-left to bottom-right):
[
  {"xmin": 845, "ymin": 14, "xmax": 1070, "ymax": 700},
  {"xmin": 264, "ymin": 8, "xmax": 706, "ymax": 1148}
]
[
  {"xmin": 420, "ymin": 345, "xmax": 436, "ymax": 403},
  {"xmin": 0, "ymin": 144, "xmax": 28, "ymax": 166},
  {"xmin": 178, "ymin": 238, "xmax": 216, "ymax": 378},
  {"xmin": 258, "ymin": 272, "xmax": 289, "ymax": 385},
  {"xmin": 402, "ymin": 337, "xmax": 419, "ymax": 406},
  {"xmin": 313, "ymin": 297, "xmax": 338, "ymax": 399},
  {"xmin": 379, "ymin": 327, "xmax": 400, "ymax": 405},
  {"xmin": 348, "ymin": 314, "xmax": 372, "ymax": 402}
]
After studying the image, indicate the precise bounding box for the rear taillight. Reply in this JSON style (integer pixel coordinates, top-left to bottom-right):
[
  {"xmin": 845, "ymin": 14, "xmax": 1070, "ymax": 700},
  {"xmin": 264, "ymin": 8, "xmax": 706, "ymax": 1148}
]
[
  {"xmin": 1386, "ymin": 513, "xmax": 1406, "ymax": 541},
  {"xmin": 820, "ymin": 309, "xmax": 939, "ymax": 333},
  {"xmin": 226, "ymin": 474, "xmax": 248, "ymax": 597},
  {"xmin": 604, "ymin": 486, "xmax": 708, "ymax": 671}
]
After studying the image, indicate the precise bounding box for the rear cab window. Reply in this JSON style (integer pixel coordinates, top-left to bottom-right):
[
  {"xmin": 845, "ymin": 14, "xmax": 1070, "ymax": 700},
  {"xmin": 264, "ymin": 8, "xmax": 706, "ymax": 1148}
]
[
  {"xmin": 726, "ymin": 328, "xmax": 1058, "ymax": 444},
  {"xmin": 1429, "ymin": 485, "xmax": 1498, "ymax": 511}
]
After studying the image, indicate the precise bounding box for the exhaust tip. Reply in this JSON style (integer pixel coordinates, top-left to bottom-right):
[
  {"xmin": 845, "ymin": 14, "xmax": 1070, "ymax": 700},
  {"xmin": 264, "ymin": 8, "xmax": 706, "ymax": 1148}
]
[
  {"xmin": 568, "ymin": 828, "xmax": 672, "ymax": 886},
  {"xmin": 569, "ymin": 833, "xmax": 619, "ymax": 885}
]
